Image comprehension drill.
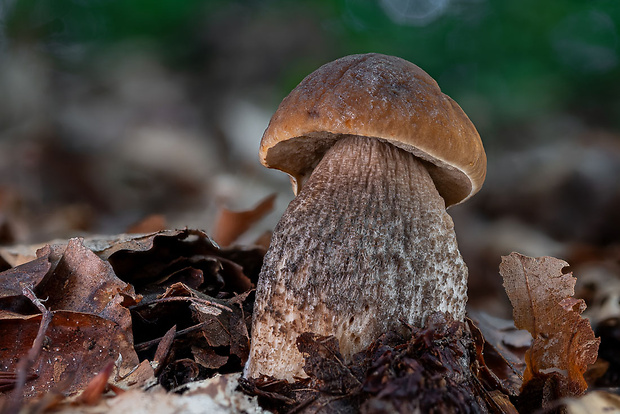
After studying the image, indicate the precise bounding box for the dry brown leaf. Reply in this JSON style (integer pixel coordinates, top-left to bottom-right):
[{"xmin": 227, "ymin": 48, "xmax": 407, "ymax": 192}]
[
  {"xmin": 213, "ymin": 194, "xmax": 276, "ymax": 247},
  {"xmin": 0, "ymin": 245, "xmax": 53, "ymax": 300},
  {"xmin": 499, "ymin": 252, "xmax": 600, "ymax": 395},
  {"xmin": 90, "ymin": 231, "xmax": 175, "ymax": 261},
  {"xmin": 125, "ymin": 214, "xmax": 168, "ymax": 234},
  {"xmin": 192, "ymin": 346, "xmax": 230, "ymax": 370},
  {"xmin": 0, "ymin": 233, "xmax": 161, "ymax": 268},
  {"xmin": 153, "ymin": 325, "xmax": 177, "ymax": 376},
  {"xmin": 468, "ymin": 310, "xmax": 529, "ymax": 368},
  {"xmin": 35, "ymin": 238, "xmax": 138, "ymax": 332},
  {"xmin": 0, "ymin": 310, "xmax": 139, "ymax": 400},
  {"xmin": 77, "ymin": 361, "xmax": 115, "ymax": 405}
]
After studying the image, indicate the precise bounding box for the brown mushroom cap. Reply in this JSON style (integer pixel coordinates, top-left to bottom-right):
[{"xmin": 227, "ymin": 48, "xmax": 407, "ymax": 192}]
[{"xmin": 259, "ymin": 53, "xmax": 486, "ymax": 207}]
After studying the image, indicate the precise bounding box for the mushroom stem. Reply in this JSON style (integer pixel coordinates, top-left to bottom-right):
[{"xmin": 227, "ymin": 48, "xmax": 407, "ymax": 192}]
[{"xmin": 245, "ymin": 136, "xmax": 468, "ymax": 381}]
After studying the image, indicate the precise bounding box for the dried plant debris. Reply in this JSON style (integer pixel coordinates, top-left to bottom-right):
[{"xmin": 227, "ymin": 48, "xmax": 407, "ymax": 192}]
[
  {"xmin": 0, "ymin": 229, "xmax": 264, "ymax": 412},
  {"xmin": 108, "ymin": 230, "xmax": 260, "ymax": 388},
  {"xmin": 499, "ymin": 252, "xmax": 601, "ymax": 411},
  {"xmin": 243, "ymin": 313, "xmax": 493, "ymax": 414},
  {"xmin": 3, "ymin": 232, "xmax": 610, "ymax": 413},
  {"xmin": 467, "ymin": 311, "xmax": 528, "ymax": 395},
  {"xmin": 361, "ymin": 315, "xmax": 484, "ymax": 414},
  {"xmin": 0, "ymin": 229, "xmax": 265, "ymax": 288},
  {"xmin": 469, "ymin": 323, "xmax": 516, "ymax": 403},
  {"xmin": 131, "ymin": 284, "xmax": 252, "ymax": 389},
  {"xmin": 31, "ymin": 373, "xmax": 269, "ymax": 414},
  {"xmin": 101, "ymin": 229, "xmax": 262, "ymax": 297}
]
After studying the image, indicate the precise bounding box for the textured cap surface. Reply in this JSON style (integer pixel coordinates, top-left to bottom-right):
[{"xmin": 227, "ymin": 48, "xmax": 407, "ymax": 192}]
[{"xmin": 259, "ymin": 53, "xmax": 486, "ymax": 206}]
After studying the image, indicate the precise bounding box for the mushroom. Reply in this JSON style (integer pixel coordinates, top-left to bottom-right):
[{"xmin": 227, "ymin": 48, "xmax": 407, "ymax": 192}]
[{"xmin": 244, "ymin": 53, "xmax": 486, "ymax": 381}]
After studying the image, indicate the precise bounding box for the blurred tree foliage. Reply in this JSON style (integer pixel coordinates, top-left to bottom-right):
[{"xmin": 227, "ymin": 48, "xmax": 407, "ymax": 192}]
[{"xmin": 3, "ymin": 0, "xmax": 620, "ymax": 137}]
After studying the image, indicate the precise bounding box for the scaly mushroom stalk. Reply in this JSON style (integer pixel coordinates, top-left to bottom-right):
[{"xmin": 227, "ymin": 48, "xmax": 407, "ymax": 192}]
[{"xmin": 245, "ymin": 136, "xmax": 468, "ymax": 380}]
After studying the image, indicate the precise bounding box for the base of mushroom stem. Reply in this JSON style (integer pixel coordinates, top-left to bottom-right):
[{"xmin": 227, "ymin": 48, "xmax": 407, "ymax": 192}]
[{"xmin": 241, "ymin": 312, "xmax": 487, "ymax": 413}]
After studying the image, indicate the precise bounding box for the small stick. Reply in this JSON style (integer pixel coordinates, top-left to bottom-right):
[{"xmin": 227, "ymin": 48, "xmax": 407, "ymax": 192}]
[
  {"xmin": 134, "ymin": 320, "xmax": 215, "ymax": 352},
  {"xmin": 130, "ymin": 296, "xmax": 233, "ymax": 313}
]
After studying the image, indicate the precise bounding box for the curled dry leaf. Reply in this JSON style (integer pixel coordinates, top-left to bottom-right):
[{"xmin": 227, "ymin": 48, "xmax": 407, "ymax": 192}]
[
  {"xmin": 499, "ymin": 252, "xmax": 600, "ymax": 396},
  {"xmin": 35, "ymin": 238, "xmax": 139, "ymax": 332},
  {"xmin": 213, "ymin": 194, "xmax": 276, "ymax": 247},
  {"xmin": 0, "ymin": 245, "xmax": 52, "ymax": 300}
]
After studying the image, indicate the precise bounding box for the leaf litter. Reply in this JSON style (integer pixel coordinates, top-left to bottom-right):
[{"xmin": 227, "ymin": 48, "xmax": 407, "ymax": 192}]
[
  {"xmin": 0, "ymin": 224, "xmax": 614, "ymax": 413},
  {"xmin": 0, "ymin": 228, "xmax": 265, "ymax": 413}
]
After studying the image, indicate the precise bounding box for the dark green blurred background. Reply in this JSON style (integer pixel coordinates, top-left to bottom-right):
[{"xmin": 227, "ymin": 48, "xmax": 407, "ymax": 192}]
[
  {"xmin": 2, "ymin": 0, "xmax": 620, "ymax": 315},
  {"xmin": 5, "ymin": 0, "xmax": 620, "ymax": 139}
]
